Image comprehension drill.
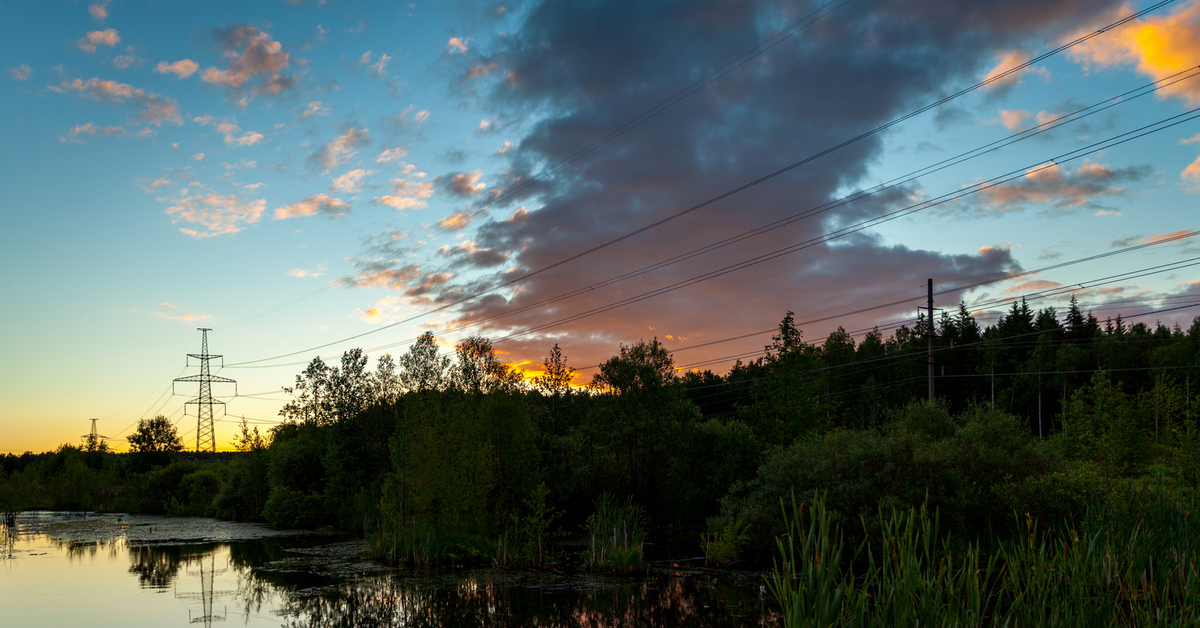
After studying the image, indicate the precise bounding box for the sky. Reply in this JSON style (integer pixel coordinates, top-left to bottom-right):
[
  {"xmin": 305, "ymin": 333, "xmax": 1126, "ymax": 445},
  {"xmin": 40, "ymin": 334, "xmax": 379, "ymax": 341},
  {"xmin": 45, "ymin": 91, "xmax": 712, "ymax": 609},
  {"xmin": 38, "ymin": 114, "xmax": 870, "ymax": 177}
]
[{"xmin": 3, "ymin": 0, "xmax": 1200, "ymax": 453}]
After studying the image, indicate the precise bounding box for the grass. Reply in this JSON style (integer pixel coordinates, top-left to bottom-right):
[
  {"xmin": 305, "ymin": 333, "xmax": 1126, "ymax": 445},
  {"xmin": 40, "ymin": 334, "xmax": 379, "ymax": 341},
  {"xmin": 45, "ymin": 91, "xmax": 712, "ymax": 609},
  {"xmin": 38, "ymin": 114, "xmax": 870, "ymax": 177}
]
[{"xmin": 768, "ymin": 486, "xmax": 1200, "ymax": 627}]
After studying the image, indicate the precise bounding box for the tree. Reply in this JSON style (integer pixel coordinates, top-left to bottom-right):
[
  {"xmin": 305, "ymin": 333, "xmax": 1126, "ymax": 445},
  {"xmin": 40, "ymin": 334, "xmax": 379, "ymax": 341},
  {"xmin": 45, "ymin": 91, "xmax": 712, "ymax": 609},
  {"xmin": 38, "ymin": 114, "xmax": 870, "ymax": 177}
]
[
  {"xmin": 127, "ymin": 415, "xmax": 184, "ymax": 469},
  {"xmin": 230, "ymin": 417, "xmax": 266, "ymax": 452},
  {"xmin": 398, "ymin": 332, "xmax": 451, "ymax": 393},
  {"xmin": 280, "ymin": 349, "xmax": 376, "ymax": 426}
]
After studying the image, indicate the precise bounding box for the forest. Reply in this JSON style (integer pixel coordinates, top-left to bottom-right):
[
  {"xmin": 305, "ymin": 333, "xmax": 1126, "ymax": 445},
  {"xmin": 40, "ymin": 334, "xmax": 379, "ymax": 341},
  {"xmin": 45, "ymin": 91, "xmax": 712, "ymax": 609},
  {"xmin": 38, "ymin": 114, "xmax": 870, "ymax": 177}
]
[{"xmin": 4, "ymin": 298, "xmax": 1200, "ymax": 622}]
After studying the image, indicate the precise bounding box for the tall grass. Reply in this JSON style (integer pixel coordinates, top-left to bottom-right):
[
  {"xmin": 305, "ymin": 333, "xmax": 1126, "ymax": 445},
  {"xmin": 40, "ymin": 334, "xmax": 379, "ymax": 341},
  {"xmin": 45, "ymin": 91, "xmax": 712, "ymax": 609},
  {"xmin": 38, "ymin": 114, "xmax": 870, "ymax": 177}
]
[
  {"xmin": 768, "ymin": 488, "xmax": 1200, "ymax": 627},
  {"xmin": 583, "ymin": 494, "xmax": 646, "ymax": 570}
]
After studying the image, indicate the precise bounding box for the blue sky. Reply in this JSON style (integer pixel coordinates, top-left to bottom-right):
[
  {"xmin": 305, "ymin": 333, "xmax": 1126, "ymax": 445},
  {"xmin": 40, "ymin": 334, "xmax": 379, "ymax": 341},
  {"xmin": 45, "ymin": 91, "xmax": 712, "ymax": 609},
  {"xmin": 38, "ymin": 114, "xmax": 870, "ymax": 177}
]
[{"xmin": 2, "ymin": 0, "xmax": 1199, "ymax": 452}]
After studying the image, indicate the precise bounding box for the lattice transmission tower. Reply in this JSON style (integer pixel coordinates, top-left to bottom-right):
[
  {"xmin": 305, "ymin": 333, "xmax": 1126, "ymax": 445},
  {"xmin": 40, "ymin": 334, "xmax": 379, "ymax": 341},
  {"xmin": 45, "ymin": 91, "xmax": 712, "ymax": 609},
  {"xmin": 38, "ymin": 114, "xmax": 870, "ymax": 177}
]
[{"xmin": 173, "ymin": 328, "xmax": 236, "ymax": 453}]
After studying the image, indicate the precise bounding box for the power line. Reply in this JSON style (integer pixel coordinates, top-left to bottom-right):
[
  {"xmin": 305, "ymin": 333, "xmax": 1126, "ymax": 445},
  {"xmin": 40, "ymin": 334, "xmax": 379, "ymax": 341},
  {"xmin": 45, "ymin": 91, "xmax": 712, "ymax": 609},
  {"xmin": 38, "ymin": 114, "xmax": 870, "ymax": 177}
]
[
  {"xmin": 214, "ymin": 0, "xmax": 850, "ymax": 332},
  {"xmin": 226, "ymin": 3, "xmax": 1177, "ymax": 368}
]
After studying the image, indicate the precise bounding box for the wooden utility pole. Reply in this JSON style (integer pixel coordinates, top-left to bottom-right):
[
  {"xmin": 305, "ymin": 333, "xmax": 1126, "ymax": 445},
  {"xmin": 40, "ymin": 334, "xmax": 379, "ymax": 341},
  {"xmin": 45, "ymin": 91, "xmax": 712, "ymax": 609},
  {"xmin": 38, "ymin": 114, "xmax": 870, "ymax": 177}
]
[{"xmin": 927, "ymin": 278, "xmax": 935, "ymax": 402}]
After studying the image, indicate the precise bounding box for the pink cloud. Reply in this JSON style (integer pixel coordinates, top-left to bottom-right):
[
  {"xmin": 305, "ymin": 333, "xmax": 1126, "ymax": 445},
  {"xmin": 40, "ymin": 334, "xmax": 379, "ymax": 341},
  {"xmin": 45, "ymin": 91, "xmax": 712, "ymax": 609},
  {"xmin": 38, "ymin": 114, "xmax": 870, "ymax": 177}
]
[
  {"xmin": 77, "ymin": 29, "xmax": 120, "ymax": 53},
  {"xmin": 58, "ymin": 77, "xmax": 182, "ymax": 126},
  {"xmin": 274, "ymin": 193, "xmax": 351, "ymax": 219},
  {"xmin": 155, "ymin": 59, "xmax": 199, "ymax": 79},
  {"xmin": 165, "ymin": 193, "xmax": 266, "ymax": 237}
]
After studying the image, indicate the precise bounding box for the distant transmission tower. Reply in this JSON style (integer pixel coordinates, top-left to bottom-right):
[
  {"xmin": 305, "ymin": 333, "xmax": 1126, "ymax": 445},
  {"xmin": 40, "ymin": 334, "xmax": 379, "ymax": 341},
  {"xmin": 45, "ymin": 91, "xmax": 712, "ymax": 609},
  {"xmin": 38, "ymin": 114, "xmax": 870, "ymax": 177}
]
[
  {"xmin": 81, "ymin": 418, "xmax": 107, "ymax": 450},
  {"xmin": 173, "ymin": 328, "xmax": 236, "ymax": 453}
]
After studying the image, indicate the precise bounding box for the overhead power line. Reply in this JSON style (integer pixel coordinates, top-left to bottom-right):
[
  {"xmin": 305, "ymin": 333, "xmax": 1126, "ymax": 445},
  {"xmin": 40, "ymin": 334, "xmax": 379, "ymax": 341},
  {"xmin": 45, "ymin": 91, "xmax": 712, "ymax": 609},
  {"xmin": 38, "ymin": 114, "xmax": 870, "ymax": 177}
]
[
  {"xmin": 215, "ymin": 0, "xmax": 850, "ymax": 332},
  {"xmin": 226, "ymin": 3, "xmax": 1177, "ymax": 368}
]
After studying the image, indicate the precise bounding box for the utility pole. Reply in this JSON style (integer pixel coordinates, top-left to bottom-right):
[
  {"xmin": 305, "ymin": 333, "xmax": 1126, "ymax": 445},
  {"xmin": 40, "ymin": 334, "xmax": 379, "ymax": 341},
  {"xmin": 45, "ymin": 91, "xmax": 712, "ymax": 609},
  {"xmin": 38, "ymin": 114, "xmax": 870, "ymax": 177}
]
[
  {"xmin": 927, "ymin": 278, "xmax": 935, "ymax": 402},
  {"xmin": 173, "ymin": 329, "xmax": 236, "ymax": 454}
]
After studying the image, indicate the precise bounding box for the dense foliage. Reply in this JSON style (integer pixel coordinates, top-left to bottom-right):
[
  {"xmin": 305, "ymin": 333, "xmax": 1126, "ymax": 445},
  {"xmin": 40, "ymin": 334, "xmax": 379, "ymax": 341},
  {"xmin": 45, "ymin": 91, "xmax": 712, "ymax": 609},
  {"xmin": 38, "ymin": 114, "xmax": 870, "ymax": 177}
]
[{"xmin": 3, "ymin": 304, "xmax": 1199, "ymax": 580}]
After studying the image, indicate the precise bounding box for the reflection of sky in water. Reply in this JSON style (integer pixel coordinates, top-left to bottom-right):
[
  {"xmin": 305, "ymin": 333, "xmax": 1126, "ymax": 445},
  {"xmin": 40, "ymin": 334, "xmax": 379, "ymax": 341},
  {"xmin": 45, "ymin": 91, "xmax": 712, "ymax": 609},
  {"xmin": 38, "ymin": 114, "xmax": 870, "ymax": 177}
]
[{"xmin": 1, "ymin": 513, "xmax": 766, "ymax": 627}]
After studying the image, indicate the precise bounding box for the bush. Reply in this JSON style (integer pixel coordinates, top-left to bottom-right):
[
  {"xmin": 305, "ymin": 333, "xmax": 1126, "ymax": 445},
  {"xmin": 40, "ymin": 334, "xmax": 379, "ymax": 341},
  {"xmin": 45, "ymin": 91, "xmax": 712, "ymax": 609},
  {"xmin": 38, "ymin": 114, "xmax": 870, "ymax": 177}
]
[{"xmin": 263, "ymin": 486, "xmax": 327, "ymax": 529}]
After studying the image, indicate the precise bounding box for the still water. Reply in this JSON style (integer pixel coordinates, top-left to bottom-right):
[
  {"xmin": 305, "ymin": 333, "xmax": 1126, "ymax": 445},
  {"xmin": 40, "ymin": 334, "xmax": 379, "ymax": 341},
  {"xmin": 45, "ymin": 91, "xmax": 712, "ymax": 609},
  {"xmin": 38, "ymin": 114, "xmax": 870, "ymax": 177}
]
[{"xmin": 0, "ymin": 512, "xmax": 770, "ymax": 627}]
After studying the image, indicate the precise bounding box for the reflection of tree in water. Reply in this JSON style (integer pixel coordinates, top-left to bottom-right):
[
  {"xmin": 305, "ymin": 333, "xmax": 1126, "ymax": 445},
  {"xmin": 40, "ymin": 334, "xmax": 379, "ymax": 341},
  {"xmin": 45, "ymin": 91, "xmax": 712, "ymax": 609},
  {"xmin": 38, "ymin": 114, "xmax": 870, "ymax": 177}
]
[
  {"xmin": 127, "ymin": 542, "xmax": 220, "ymax": 589},
  {"xmin": 282, "ymin": 575, "xmax": 765, "ymax": 628},
  {"xmin": 58, "ymin": 538, "xmax": 122, "ymax": 562}
]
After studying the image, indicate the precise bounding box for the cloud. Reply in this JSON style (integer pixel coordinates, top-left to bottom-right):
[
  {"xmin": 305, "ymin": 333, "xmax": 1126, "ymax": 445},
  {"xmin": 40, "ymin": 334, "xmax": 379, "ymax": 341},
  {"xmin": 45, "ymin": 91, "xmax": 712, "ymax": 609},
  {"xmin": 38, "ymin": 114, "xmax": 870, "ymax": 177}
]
[
  {"xmin": 288, "ymin": 265, "xmax": 327, "ymax": 278},
  {"xmin": 165, "ymin": 192, "xmax": 266, "ymax": 237},
  {"xmin": 436, "ymin": 170, "xmax": 486, "ymax": 197},
  {"xmin": 60, "ymin": 122, "xmax": 125, "ymax": 143},
  {"xmin": 192, "ymin": 153, "xmax": 205, "ymax": 161},
  {"xmin": 478, "ymin": 119, "xmax": 494, "ymax": 133},
  {"xmin": 376, "ymin": 146, "xmax": 408, "ymax": 163},
  {"xmin": 1182, "ymin": 154, "xmax": 1200, "ymax": 191},
  {"xmin": 496, "ymin": 140, "xmax": 512, "ymax": 154},
  {"xmin": 1112, "ymin": 229, "xmax": 1199, "ymax": 247},
  {"xmin": 438, "ymin": 240, "xmax": 509, "ymax": 268},
  {"xmin": 446, "ymin": 37, "xmax": 471, "ymax": 54},
  {"xmin": 274, "ymin": 193, "xmax": 351, "ymax": 219},
  {"xmin": 381, "ymin": 0, "xmax": 1114, "ymax": 373},
  {"xmin": 310, "ymin": 127, "xmax": 369, "ymax": 170},
  {"xmin": 7, "ymin": 64, "xmax": 31, "ymax": 81},
  {"xmin": 376, "ymin": 176, "xmax": 434, "ymax": 210},
  {"xmin": 151, "ymin": 302, "xmax": 211, "ymax": 322},
  {"xmin": 980, "ymin": 161, "xmax": 1148, "ymax": 211},
  {"xmin": 332, "ymin": 168, "xmax": 373, "ymax": 193},
  {"xmin": 112, "ymin": 55, "xmax": 142, "ymax": 70},
  {"xmin": 369, "ymin": 53, "xmax": 391, "ymax": 78},
  {"xmin": 77, "ymin": 29, "xmax": 120, "ymax": 53},
  {"xmin": 1069, "ymin": 1, "xmax": 1200, "ymax": 104},
  {"xmin": 213, "ymin": 121, "xmax": 264, "ymax": 146},
  {"xmin": 464, "ymin": 62, "xmax": 499, "ymax": 80},
  {"xmin": 298, "ymin": 100, "xmax": 331, "ymax": 120},
  {"xmin": 999, "ymin": 109, "xmax": 1031, "ymax": 131},
  {"xmin": 155, "ymin": 59, "xmax": 199, "ymax": 79},
  {"xmin": 1002, "ymin": 278, "xmax": 1063, "ymax": 294},
  {"xmin": 437, "ymin": 211, "xmax": 473, "ymax": 231},
  {"xmin": 981, "ymin": 50, "xmax": 1049, "ymax": 91},
  {"xmin": 57, "ymin": 77, "xmax": 182, "ymax": 126},
  {"xmin": 89, "ymin": 2, "xmax": 109, "ymax": 23},
  {"xmin": 201, "ymin": 26, "xmax": 296, "ymax": 97}
]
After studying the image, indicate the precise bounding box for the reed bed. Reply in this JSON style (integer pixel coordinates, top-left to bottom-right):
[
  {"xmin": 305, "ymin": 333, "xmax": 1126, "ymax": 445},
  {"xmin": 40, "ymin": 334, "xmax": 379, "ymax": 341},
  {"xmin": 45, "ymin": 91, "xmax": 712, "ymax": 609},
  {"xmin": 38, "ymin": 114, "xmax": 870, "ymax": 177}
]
[{"xmin": 768, "ymin": 487, "xmax": 1200, "ymax": 627}]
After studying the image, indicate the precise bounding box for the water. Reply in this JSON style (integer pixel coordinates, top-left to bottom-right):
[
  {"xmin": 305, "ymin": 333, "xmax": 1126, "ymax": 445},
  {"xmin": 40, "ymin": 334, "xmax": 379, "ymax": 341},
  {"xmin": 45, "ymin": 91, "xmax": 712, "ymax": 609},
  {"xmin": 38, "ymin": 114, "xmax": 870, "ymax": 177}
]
[{"xmin": 0, "ymin": 513, "xmax": 771, "ymax": 627}]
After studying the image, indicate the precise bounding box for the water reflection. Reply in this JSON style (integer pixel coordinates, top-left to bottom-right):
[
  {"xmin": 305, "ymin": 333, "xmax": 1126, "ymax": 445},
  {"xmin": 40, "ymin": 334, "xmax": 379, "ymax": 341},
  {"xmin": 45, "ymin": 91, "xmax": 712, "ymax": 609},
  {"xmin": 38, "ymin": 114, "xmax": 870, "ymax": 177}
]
[
  {"xmin": 283, "ymin": 574, "xmax": 768, "ymax": 628},
  {"xmin": 3, "ymin": 513, "xmax": 769, "ymax": 628}
]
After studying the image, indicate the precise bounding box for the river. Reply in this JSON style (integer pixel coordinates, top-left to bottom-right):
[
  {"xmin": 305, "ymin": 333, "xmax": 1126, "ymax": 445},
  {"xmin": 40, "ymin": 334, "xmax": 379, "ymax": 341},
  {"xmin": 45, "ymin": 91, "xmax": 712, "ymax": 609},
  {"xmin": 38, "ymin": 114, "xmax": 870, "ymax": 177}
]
[{"xmin": 0, "ymin": 512, "xmax": 772, "ymax": 627}]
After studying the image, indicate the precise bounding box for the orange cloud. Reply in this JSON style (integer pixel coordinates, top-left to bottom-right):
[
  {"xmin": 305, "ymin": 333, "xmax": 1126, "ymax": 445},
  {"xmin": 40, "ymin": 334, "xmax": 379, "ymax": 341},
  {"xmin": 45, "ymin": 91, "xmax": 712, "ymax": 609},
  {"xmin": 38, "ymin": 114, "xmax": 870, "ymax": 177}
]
[
  {"xmin": 274, "ymin": 193, "xmax": 351, "ymax": 220},
  {"xmin": 999, "ymin": 109, "xmax": 1031, "ymax": 131},
  {"xmin": 376, "ymin": 177, "xmax": 434, "ymax": 210},
  {"xmin": 1070, "ymin": 1, "xmax": 1200, "ymax": 104},
  {"xmin": 981, "ymin": 161, "xmax": 1144, "ymax": 211},
  {"xmin": 437, "ymin": 212, "xmax": 472, "ymax": 231},
  {"xmin": 89, "ymin": 2, "xmax": 109, "ymax": 23},
  {"xmin": 166, "ymin": 192, "xmax": 265, "ymax": 237},
  {"xmin": 311, "ymin": 127, "xmax": 369, "ymax": 170},
  {"xmin": 333, "ymin": 168, "xmax": 373, "ymax": 193},
  {"xmin": 60, "ymin": 122, "xmax": 124, "ymax": 143},
  {"xmin": 981, "ymin": 51, "xmax": 1048, "ymax": 89},
  {"xmin": 7, "ymin": 64, "xmax": 31, "ymax": 81},
  {"xmin": 155, "ymin": 59, "xmax": 199, "ymax": 79},
  {"xmin": 77, "ymin": 29, "xmax": 120, "ymax": 53},
  {"xmin": 57, "ymin": 77, "xmax": 181, "ymax": 126}
]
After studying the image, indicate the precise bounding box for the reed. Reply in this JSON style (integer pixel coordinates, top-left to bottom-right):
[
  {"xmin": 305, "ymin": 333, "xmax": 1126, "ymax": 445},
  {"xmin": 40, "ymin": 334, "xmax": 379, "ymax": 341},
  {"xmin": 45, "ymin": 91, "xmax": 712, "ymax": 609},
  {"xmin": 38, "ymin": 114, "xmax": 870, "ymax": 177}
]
[{"xmin": 768, "ymin": 487, "xmax": 1200, "ymax": 627}]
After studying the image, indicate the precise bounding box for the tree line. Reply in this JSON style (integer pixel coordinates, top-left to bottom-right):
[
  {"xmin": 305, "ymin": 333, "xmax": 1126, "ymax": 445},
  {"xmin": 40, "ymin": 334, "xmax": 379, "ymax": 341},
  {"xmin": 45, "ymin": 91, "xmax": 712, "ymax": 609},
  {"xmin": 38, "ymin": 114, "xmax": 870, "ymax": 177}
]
[{"xmin": 2, "ymin": 301, "xmax": 1199, "ymax": 570}]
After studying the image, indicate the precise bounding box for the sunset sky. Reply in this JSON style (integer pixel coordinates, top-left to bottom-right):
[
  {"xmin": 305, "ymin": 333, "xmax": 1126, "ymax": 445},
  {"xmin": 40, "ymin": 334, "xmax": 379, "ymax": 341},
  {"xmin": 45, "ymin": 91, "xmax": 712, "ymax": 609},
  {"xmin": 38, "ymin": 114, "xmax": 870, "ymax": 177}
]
[{"xmin": 3, "ymin": 0, "xmax": 1200, "ymax": 453}]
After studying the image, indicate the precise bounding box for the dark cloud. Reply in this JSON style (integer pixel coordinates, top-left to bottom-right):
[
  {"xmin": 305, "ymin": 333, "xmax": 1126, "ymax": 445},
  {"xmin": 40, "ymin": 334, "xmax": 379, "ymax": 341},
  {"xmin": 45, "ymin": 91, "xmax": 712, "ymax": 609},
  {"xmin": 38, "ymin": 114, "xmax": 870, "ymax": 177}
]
[
  {"xmin": 435, "ymin": 171, "xmax": 486, "ymax": 197},
  {"xmin": 202, "ymin": 25, "xmax": 299, "ymax": 98},
  {"xmin": 368, "ymin": 0, "xmax": 1126, "ymax": 371}
]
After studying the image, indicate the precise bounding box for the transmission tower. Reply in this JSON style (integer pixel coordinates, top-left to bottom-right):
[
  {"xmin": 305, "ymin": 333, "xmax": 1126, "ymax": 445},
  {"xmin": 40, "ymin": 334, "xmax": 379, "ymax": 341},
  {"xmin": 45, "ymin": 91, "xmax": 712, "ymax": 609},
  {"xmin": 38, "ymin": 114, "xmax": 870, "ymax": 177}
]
[
  {"xmin": 173, "ymin": 328, "xmax": 236, "ymax": 453},
  {"xmin": 81, "ymin": 418, "xmax": 107, "ymax": 451}
]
